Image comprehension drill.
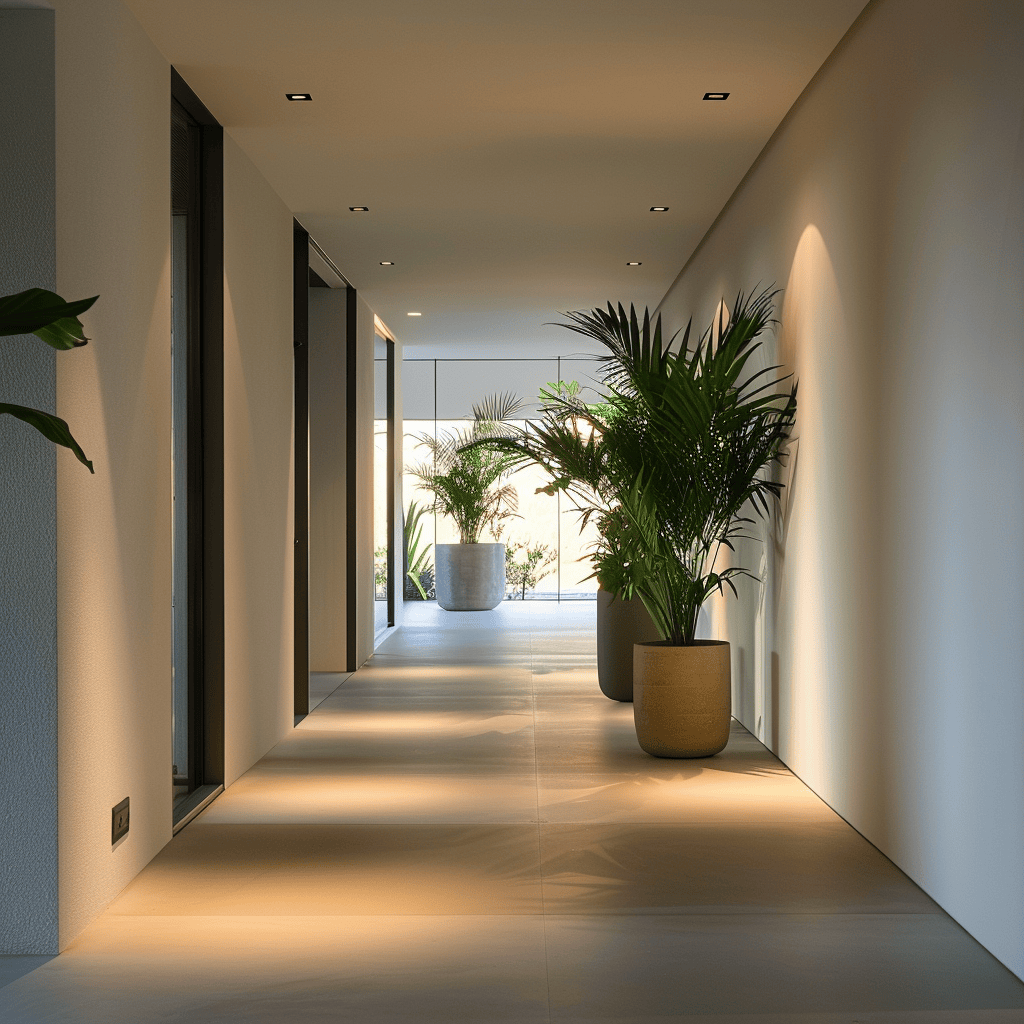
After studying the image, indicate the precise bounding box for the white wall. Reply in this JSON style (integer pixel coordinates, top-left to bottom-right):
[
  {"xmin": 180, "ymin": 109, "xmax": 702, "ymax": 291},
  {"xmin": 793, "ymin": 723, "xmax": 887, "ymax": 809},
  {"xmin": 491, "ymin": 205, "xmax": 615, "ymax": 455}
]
[
  {"xmin": 658, "ymin": 0, "xmax": 1024, "ymax": 980},
  {"xmin": 0, "ymin": 0, "xmax": 305, "ymax": 950},
  {"xmin": 53, "ymin": 0, "xmax": 173, "ymax": 948},
  {"xmin": 222, "ymin": 134, "xmax": 295, "ymax": 785}
]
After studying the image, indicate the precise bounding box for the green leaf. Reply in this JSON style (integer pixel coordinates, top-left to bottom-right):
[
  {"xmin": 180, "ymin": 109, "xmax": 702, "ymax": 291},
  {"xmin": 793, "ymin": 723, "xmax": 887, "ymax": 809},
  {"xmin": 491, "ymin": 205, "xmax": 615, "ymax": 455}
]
[
  {"xmin": 406, "ymin": 569, "xmax": 428, "ymax": 600},
  {"xmin": 0, "ymin": 402, "xmax": 94, "ymax": 472},
  {"xmin": 0, "ymin": 289, "xmax": 97, "ymax": 348}
]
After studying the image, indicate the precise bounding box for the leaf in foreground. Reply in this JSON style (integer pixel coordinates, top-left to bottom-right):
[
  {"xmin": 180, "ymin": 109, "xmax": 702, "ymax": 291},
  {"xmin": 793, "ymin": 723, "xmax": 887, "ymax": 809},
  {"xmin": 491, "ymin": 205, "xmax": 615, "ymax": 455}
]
[{"xmin": 0, "ymin": 403, "xmax": 94, "ymax": 472}]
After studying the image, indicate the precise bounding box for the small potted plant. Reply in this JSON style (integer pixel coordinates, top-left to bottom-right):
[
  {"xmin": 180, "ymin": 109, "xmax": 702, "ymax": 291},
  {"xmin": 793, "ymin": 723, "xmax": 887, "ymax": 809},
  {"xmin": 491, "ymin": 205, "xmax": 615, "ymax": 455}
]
[{"xmin": 407, "ymin": 394, "xmax": 522, "ymax": 610}]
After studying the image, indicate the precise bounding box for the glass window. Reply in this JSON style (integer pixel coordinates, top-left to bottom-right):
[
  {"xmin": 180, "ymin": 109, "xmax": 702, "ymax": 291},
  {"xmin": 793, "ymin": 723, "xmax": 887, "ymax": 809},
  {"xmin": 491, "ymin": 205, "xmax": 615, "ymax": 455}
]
[{"xmin": 402, "ymin": 357, "xmax": 600, "ymax": 601}]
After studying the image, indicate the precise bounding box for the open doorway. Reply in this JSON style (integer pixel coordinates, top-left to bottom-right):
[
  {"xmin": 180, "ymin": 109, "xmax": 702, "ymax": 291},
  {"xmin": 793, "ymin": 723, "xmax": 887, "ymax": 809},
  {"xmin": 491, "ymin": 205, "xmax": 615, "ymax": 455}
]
[
  {"xmin": 374, "ymin": 334, "xmax": 396, "ymax": 640},
  {"xmin": 170, "ymin": 69, "xmax": 225, "ymax": 830}
]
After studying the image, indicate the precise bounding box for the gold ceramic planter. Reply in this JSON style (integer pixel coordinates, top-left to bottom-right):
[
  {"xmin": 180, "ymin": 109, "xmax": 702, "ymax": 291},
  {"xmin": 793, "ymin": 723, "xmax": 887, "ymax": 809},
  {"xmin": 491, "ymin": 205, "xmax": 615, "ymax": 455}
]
[{"xmin": 633, "ymin": 640, "xmax": 731, "ymax": 758}]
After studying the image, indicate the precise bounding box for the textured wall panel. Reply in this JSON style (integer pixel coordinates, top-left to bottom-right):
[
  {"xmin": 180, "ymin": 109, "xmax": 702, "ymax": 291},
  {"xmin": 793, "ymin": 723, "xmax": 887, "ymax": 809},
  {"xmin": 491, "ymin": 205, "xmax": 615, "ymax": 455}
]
[{"xmin": 0, "ymin": 9, "xmax": 59, "ymax": 955}]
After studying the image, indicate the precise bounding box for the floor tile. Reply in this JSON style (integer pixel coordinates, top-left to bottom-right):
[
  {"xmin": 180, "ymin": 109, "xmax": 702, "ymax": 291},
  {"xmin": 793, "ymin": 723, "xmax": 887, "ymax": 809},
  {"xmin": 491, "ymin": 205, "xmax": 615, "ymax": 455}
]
[
  {"xmin": 543, "ymin": 914, "xmax": 1024, "ymax": 1018},
  {"xmin": 109, "ymin": 823, "xmax": 543, "ymax": 916},
  {"xmin": 6, "ymin": 601, "xmax": 1023, "ymax": 1022},
  {"xmin": 0, "ymin": 916, "xmax": 551, "ymax": 1024},
  {"xmin": 201, "ymin": 771, "xmax": 542, "ymax": 824},
  {"xmin": 271, "ymin": 712, "xmax": 539, "ymax": 775},
  {"xmin": 538, "ymin": 821, "xmax": 938, "ymax": 915},
  {"xmin": 537, "ymin": 766, "xmax": 837, "ymax": 824}
]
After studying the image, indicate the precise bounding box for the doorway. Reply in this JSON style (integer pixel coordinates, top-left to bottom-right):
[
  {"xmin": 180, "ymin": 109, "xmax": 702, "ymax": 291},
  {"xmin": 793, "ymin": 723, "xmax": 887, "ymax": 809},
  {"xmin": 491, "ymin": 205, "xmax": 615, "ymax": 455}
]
[
  {"xmin": 374, "ymin": 334, "xmax": 396, "ymax": 639},
  {"xmin": 170, "ymin": 69, "xmax": 225, "ymax": 829}
]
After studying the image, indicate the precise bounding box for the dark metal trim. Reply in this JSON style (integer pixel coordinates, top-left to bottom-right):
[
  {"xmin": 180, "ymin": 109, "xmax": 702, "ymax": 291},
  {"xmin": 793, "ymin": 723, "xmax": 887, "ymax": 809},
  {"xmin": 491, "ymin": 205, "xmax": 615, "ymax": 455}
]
[
  {"xmin": 346, "ymin": 285, "xmax": 358, "ymax": 671},
  {"xmin": 386, "ymin": 338, "xmax": 396, "ymax": 627},
  {"xmin": 171, "ymin": 67, "xmax": 218, "ymax": 126},
  {"xmin": 172, "ymin": 68, "xmax": 225, "ymax": 789},
  {"xmin": 172, "ymin": 784, "xmax": 224, "ymax": 834},
  {"xmin": 174, "ymin": 95, "xmax": 204, "ymax": 796},
  {"xmin": 293, "ymin": 220, "xmax": 310, "ymax": 717},
  {"xmin": 308, "ymin": 236, "xmax": 353, "ymax": 289}
]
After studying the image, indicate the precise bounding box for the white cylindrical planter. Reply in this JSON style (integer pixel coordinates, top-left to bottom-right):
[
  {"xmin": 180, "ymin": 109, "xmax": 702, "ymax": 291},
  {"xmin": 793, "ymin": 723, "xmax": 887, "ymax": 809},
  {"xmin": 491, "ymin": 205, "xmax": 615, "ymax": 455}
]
[{"xmin": 434, "ymin": 543, "xmax": 505, "ymax": 611}]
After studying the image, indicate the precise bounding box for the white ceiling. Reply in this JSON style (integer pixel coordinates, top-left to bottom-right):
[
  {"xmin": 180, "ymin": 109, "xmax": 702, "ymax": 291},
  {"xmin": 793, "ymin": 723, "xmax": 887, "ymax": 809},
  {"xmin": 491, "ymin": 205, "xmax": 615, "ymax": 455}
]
[{"xmin": 124, "ymin": 0, "xmax": 869, "ymax": 356}]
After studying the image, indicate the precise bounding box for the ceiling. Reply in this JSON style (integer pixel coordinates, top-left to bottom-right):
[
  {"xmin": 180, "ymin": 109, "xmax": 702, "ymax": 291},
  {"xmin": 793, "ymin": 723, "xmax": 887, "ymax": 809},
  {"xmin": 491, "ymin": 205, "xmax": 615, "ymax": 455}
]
[{"xmin": 124, "ymin": 0, "xmax": 869, "ymax": 356}]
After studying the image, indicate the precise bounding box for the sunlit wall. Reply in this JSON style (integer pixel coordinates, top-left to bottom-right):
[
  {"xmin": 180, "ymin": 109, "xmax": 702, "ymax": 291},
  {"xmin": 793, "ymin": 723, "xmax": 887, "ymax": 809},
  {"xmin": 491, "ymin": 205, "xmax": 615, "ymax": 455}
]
[{"xmin": 658, "ymin": 0, "xmax": 1024, "ymax": 982}]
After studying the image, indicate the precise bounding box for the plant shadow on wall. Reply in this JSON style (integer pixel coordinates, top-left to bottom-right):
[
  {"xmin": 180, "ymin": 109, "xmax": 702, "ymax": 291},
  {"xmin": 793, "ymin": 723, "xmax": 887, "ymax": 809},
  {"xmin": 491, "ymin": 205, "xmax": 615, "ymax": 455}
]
[
  {"xmin": 405, "ymin": 394, "xmax": 523, "ymax": 611},
  {"xmin": 0, "ymin": 288, "xmax": 96, "ymax": 472},
  {"xmin": 465, "ymin": 287, "xmax": 797, "ymax": 757}
]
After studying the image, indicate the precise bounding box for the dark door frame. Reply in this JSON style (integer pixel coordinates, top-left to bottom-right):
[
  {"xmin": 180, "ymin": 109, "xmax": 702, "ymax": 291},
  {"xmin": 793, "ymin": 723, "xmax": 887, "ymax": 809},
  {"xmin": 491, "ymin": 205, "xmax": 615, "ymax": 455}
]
[
  {"xmin": 345, "ymin": 285, "xmax": 359, "ymax": 671},
  {"xmin": 171, "ymin": 68, "xmax": 225, "ymax": 829},
  {"xmin": 292, "ymin": 220, "xmax": 310, "ymax": 718},
  {"xmin": 385, "ymin": 337, "xmax": 396, "ymax": 628}
]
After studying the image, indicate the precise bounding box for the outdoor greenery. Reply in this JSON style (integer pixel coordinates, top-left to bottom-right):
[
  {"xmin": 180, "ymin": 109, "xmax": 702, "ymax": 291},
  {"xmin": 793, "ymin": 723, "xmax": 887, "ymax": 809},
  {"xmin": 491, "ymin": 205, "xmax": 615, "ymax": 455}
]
[
  {"xmin": 406, "ymin": 393, "xmax": 523, "ymax": 544},
  {"xmin": 402, "ymin": 499, "xmax": 435, "ymax": 600},
  {"xmin": 504, "ymin": 538, "xmax": 556, "ymax": 600},
  {"xmin": 374, "ymin": 546, "xmax": 388, "ymax": 599},
  {"xmin": 0, "ymin": 288, "xmax": 96, "ymax": 472},
  {"xmin": 464, "ymin": 287, "xmax": 797, "ymax": 644}
]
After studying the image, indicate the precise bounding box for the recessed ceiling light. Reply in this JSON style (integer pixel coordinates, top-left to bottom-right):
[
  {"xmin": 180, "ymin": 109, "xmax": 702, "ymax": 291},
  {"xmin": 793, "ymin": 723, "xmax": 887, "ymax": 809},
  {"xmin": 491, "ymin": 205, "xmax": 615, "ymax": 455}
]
[
  {"xmin": 349, "ymin": 206, "xmax": 369, "ymax": 212},
  {"xmin": 650, "ymin": 206, "xmax": 669, "ymax": 212},
  {"xmin": 380, "ymin": 261, "xmax": 394, "ymax": 266},
  {"xmin": 703, "ymin": 92, "xmax": 729, "ymax": 101},
  {"xmin": 286, "ymin": 93, "xmax": 312, "ymax": 101},
  {"xmin": 627, "ymin": 261, "xmax": 642, "ymax": 266},
  {"xmin": 407, "ymin": 311, "xmax": 422, "ymax": 316}
]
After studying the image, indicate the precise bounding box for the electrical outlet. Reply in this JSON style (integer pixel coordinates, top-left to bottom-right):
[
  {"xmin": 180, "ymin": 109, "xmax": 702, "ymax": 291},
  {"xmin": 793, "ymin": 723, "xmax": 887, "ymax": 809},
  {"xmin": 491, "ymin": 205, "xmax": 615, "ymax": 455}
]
[{"xmin": 112, "ymin": 797, "xmax": 130, "ymax": 844}]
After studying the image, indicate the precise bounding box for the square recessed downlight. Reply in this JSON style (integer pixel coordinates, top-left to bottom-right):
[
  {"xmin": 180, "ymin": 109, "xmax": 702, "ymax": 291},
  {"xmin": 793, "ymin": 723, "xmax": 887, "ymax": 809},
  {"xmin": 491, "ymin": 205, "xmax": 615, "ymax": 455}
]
[
  {"xmin": 380, "ymin": 261, "xmax": 394, "ymax": 266},
  {"xmin": 703, "ymin": 92, "xmax": 729, "ymax": 101},
  {"xmin": 650, "ymin": 206, "xmax": 669, "ymax": 212},
  {"xmin": 627, "ymin": 261, "xmax": 642, "ymax": 266},
  {"xmin": 349, "ymin": 206, "xmax": 369, "ymax": 212},
  {"xmin": 407, "ymin": 311, "xmax": 422, "ymax": 316},
  {"xmin": 286, "ymin": 93, "xmax": 312, "ymax": 101}
]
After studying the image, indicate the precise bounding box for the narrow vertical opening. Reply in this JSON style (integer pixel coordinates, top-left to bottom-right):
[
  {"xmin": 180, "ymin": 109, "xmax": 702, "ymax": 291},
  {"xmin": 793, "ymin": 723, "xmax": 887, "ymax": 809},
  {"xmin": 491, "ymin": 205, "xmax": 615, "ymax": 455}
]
[{"xmin": 171, "ymin": 69, "xmax": 224, "ymax": 830}]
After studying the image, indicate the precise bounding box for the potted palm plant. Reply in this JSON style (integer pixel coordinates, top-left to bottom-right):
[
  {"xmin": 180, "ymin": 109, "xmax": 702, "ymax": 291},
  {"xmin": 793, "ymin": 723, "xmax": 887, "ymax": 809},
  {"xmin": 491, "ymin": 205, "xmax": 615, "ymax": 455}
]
[
  {"xmin": 553, "ymin": 287, "xmax": 797, "ymax": 757},
  {"xmin": 407, "ymin": 394, "xmax": 523, "ymax": 611},
  {"xmin": 459, "ymin": 380, "xmax": 659, "ymax": 700}
]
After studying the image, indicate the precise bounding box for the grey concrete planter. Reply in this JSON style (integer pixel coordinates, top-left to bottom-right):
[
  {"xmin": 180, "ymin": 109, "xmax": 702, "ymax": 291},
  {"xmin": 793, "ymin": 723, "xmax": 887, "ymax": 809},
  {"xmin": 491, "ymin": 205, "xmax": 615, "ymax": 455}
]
[
  {"xmin": 434, "ymin": 543, "xmax": 505, "ymax": 611},
  {"xmin": 596, "ymin": 588, "xmax": 660, "ymax": 702}
]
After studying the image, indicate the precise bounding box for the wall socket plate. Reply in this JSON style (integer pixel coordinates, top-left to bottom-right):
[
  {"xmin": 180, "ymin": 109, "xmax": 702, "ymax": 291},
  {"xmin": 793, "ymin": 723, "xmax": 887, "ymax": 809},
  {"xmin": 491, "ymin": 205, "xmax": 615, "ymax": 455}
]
[{"xmin": 112, "ymin": 797, "xmax": 130, "ymax": 844}]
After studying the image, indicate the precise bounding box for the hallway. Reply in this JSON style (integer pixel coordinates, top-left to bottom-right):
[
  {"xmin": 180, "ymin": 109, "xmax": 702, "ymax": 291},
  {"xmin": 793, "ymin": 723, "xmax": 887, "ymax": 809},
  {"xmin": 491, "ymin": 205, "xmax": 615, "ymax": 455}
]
[{"xmin": 2, "ymin": 603, "xmax": 1023, "ymax": 1022}]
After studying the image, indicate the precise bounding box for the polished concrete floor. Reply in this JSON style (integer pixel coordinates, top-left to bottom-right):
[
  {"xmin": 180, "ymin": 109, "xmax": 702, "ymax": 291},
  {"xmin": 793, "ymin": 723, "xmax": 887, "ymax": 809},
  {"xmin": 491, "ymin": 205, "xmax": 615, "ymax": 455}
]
[{"xmin": 3, "ymin": 602, "xmax": 1024, "ymax": 1022}]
